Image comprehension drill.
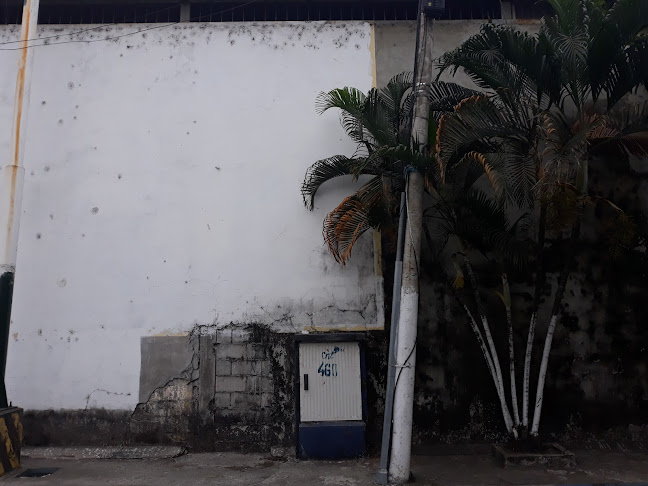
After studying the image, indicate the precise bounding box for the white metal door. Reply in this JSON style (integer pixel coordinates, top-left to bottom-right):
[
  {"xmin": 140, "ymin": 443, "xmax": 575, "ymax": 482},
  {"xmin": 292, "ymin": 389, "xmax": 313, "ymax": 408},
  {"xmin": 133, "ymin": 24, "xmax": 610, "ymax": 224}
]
[{"xmin": 299, "ymin": 342, "xmax": 362, "ymax": 422}]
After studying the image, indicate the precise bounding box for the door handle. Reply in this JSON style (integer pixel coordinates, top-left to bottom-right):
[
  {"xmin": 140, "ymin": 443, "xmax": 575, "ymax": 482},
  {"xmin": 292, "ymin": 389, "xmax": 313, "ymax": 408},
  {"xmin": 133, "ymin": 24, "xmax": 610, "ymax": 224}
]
[{"xmin": 304, "ymin": 374, "xmax": 309, "ymax": 391}]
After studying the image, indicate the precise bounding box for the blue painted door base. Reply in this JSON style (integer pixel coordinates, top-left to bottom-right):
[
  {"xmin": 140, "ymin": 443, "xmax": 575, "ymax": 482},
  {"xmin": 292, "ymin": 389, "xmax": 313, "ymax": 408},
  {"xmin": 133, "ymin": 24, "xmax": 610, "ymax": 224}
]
[{"xmin": 298, "ymin": 421, "xmax": 366, "ymax": 459}]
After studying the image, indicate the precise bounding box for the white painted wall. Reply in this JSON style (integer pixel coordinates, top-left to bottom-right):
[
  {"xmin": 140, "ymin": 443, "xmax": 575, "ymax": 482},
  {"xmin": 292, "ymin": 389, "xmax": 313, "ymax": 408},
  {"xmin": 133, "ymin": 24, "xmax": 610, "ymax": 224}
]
[{"xmin": 0, "ymin": 21, "xmax": 382, "ymax": 410}]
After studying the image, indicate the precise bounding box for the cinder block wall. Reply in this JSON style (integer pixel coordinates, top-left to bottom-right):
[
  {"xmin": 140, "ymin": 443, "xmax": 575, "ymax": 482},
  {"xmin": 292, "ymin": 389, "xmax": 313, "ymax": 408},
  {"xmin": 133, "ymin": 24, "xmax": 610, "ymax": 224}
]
[
  {"xmin": 130, "ymin": 324, "xmax": 295, "ymax": 451},
  {"xmin": 213, "ymin": 329, "xmax": 274, "ymax": 418}
]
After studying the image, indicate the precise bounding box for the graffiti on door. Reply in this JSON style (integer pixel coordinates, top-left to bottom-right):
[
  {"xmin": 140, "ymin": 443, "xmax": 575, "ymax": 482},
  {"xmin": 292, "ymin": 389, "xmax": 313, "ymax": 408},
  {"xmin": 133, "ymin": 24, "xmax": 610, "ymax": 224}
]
[{"xmin": 318, "ymin": 346, "xmax": 344, "ymax": 377}]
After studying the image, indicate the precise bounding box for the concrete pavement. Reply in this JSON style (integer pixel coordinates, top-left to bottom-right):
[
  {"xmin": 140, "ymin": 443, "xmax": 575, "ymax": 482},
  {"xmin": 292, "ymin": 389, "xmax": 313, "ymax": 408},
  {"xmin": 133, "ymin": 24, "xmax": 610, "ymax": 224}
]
[{"xmin": 2, "ymin": 448, "xmax": 648, "ymax": 485}]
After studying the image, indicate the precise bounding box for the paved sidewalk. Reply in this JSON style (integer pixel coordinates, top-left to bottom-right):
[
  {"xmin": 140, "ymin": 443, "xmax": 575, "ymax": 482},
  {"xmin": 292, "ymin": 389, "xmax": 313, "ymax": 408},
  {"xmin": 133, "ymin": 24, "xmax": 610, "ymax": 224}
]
[{"xmin": 2, "ymin": 449, "xmax": 648, "ymax": 485}]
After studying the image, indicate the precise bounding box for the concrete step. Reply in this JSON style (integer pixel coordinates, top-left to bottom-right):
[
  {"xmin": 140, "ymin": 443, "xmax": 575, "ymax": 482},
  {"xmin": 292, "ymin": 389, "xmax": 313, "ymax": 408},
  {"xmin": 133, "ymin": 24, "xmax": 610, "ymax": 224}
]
[{"xmin": 21, "ymin": 446, "xmax": 186, "ymax": 460}]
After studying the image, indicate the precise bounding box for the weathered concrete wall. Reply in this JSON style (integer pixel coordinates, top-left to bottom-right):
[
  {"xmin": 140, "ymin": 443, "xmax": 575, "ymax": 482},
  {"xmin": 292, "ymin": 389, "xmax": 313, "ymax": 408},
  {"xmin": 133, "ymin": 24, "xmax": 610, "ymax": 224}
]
[
  {"xmin": 130, "ymin": 324, "xmax": 296, "ymax": 451},
  {"xmin": 373, "ymin": 20, "xmax": 541, "ymax": 89},
  {"xmin": 21, "ymin": 323, "xmax": 391, "ymax": 451},
  {"xmin": 0, "ymin": 21, "xmax": 384, "ymax": 413},
  {"xmin": 411, "ymin": 220, "xmax": 648, "ymax": 445}
]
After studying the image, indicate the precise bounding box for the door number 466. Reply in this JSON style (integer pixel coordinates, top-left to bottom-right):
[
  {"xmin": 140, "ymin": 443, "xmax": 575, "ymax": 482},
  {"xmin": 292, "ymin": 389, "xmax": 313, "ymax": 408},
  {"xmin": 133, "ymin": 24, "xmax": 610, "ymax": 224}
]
[{"xmin": 317, "ymin": 362, "xmax": 338, "ymax": 377}]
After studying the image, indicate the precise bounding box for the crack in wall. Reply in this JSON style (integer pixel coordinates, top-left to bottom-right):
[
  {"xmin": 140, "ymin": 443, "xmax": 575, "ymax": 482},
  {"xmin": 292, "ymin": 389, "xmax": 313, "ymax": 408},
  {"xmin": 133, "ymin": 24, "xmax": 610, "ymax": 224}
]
[
  {"xmin": 129, "ymin": 323, "xmax": 298, "ymax": 450},
  {"xmin": 84, "ymin": 389, "xmax": 132, "ymax": 410}
]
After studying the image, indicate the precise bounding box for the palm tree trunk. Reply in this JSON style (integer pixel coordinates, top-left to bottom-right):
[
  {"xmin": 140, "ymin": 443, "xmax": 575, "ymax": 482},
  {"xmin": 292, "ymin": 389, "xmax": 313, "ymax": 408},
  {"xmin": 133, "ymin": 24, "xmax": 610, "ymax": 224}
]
[
  {"xmin": 531, "ymin": 218, "xmax": 581, "ymax": 436},
  {"xmin": 463, "ymin": 257, "xmax": 505, "ymax": 397},
  {"xmin": 522, "ymin": 313, "xmax": 536, "ymax": 430},
  {"xmin": 523, "ymin": 201, "xmax": 546, "ymax": 430},
  {"xmin": 463, "ymin": 255, "xmax": 517, "ymax": 438},
  {"xmin": 502, "ymin": 274, "xmax": 520, "ymax": 428},
  {"xmin": 459, "ymin": 298, "xmax": 515, "ymax": 435}
]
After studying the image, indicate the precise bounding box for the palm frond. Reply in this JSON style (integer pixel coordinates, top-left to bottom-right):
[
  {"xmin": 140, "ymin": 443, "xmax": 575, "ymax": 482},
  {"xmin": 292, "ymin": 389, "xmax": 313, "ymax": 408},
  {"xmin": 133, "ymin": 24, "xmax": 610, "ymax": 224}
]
[
  {"xmin": 454, "ymin": 190, "xmax": 533, "ymax": 270},
  {"xmin": 540, "ymin": 0, "xmax": 595, "ymax": 109},
  {"xmin": 379, "ymin": 72, "xmax": 414, "ymax": 145},
  {"xmin": 376, "ymin": 144, "xmax": 434, "ymax": 173},
  {"xmin": 591, "ymin": 130, "xmax": 648, "ymax": 159},
  {"xmin": 542, "ymin": 111, "xmax": 602, "ymax": 188},
  {"xmin": 322, "ymin": 176, "xmax": 396, "ymax": 264},
  {"xmin": 316, "ymin": 87, "xmax": 369, "ymax": 144},
  {"xmin": 437, "ymin": 23, "xmax": 560, "ymax": 106},
  {"xmin": 379, "ymin": 71, "xmax": 413, "ymax": 116},
  {"xmin": 427, "ymin": 82, "xmax": 482, "ymax": 113},
  {"xmin": 438, "ymin": 96, "xmax": 503, "ymax": 163},
  {"xmin": 588, "ymin": 101, "xmax": 648, "ymax": 158},
  {"xmin": 587, "ymin": 0, "xmax": 648, "ymax": 105},
  {"xmin": 458, "ymin": 151, "xmax": 506, "ymax": 200},
  {"xmin": 316, "ymin": 86, "xmax": 366, "ymax": 115},
  {"xmin": 545, "ymin": 0, "xmax": 582, "ymax": 28},
  {"xmin": 498, "ymin": 152, "xmax": 537, "ymax": 207},
  {"xmin": 301, "ymin": 155, "xmax": 366, "ymax": 210},
  {"xmin": 602, "ymin": 0, "xmax": 648, "ymax": 47},
  {"xmin": 363, "ymin": 88, "xmax": 398, "ymax": 146},
  {"xmin": 436, "ymin": 95, "xmax": 529, "ymax": 179},
  {"xmin": 316, "ymin": 87, "xmax": 394, "ymax": 147},
  {"xmin": 542, "ymin": 16, "xmax": 588, "ymax": 67},
  {"xmin": 323, "ymin": 197, "xmax": 372, "ymax": 264},
  {"xmin": 422, "ymin": 204, "xmax": 454, "ymax": 258},
  {"xmin": 600, "ymin": 37, "xmax": 648, "ymax": 108}
]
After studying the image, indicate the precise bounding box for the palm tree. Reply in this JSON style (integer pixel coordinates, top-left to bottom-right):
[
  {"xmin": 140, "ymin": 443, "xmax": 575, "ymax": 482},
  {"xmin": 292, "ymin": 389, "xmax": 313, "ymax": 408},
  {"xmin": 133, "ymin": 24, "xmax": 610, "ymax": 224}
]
[
  {"xmin": 301, "ymin": 73, "xmax": 477, "ymax": 263},
  {"xmin": 302, "ymin": 0, "xmax": 648, "ymax": 444},
  {"xmin": 435, "ymin": 0, "xmax": 648, "ymax": 439},
  {"xmin": 301, "ymin": 72, "xmax": 532, "ymax": 438}
]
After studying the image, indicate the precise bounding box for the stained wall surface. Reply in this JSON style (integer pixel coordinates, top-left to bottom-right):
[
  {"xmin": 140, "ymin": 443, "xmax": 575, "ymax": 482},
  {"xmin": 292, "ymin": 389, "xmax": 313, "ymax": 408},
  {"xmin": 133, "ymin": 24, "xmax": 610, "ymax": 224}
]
[{"xmin": 0, "ymin": 21, "xmax": 383, "ymax": 411}]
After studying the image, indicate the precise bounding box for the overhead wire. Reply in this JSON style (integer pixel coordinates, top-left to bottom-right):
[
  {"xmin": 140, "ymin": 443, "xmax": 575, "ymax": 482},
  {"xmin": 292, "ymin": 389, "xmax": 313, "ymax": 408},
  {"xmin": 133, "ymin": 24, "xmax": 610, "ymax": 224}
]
[
  {"xmin": 0, "ymin": 0, "xmax": 259, "ymax": 51},
  {"xmin": 0, "ymin": 3, "xmax": 181, "ymax": 45}
]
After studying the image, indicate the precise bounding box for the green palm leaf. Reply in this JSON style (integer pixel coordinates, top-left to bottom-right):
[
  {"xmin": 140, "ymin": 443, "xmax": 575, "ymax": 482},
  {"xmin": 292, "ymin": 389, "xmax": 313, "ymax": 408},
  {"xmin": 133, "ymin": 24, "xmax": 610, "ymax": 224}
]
[
  {"xmin": 600, "ymin": 0, "xmax": 648, "ymax": 47},
  {"xmin": 379, "ymin": 72, "xmax": 414, "ymax": 145},
  {"xmin": 301, "ymin": 155, "xmax": 367, "ymax": 210},
  {"xmin": 587, "ymin": 0, "xmax": 648, "ymax": 106},
  {"xmin": 605, "ymin": 37, "xmax": 648, "ymax": 107},
  {"xmin": 427, "ymin": 81, "xmax": 482, "ymax": 114},
  {"xmin": 315, "ymin": 87, "xmax": 393, "ymax": 147},
  {"xmin": 437, "ymin": 23, "xmax": 560, "ymax": 106},
  {"xmin": 436, "ymin": 95, "xmax": 527, "ymax": 168}
]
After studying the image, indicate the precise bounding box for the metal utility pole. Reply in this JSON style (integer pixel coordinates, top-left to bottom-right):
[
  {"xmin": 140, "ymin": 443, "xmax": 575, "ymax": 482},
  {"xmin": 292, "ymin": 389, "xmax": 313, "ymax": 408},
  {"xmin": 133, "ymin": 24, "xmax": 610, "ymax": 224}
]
[
  {"xmin": 387, "ymin": 4, "xmax": 435, "ymax": 483},
  {"xmin": 0, "ymin": 0, "xmax": 40, "ymax": 408}
]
